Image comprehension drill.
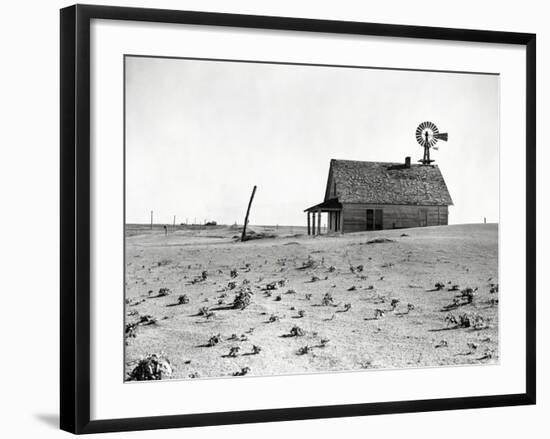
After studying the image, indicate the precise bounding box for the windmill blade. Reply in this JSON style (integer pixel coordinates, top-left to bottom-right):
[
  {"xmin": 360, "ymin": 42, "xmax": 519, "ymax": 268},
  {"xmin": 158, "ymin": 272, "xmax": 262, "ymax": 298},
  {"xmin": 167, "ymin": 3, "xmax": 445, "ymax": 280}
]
[{"xmin": 435, "ymin": 132, "xmax": 448, "ymax": 141}]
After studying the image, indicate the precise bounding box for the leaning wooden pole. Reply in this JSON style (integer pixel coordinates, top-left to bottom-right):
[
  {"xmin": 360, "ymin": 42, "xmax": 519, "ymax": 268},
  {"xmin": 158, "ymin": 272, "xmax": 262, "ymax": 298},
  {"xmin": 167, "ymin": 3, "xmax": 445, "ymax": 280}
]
[{"xmin": 241, "ymin": 185, "xmax": 257, "ymax": 242}]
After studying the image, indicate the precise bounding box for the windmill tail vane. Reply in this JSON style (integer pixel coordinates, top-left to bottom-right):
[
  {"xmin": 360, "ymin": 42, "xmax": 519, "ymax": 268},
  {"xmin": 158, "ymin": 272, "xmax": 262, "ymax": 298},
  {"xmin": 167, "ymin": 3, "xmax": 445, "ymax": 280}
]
[{"xmin": 415, "ymin": 121, "xmax": 448, "ymax": 165}]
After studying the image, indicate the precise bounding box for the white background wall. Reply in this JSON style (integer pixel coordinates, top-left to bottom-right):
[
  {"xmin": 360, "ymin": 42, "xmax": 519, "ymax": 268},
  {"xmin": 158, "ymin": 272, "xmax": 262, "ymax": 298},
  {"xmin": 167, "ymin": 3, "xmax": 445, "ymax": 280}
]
[{"xmin": 0, "ymin": 0, "xmax": 546, "ymax": 437}]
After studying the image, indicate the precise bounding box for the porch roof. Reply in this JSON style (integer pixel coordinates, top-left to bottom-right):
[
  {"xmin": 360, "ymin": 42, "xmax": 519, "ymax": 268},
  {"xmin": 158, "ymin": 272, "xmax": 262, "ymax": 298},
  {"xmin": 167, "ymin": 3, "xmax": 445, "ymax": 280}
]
[{"xmin": 304, "ymin": 198, "xmax": 342, "ymax": 213}]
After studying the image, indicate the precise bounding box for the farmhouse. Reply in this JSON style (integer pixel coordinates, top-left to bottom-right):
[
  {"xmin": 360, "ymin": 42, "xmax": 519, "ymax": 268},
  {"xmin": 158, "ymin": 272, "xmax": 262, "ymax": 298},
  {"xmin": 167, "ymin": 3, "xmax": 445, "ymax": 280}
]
[{"xmin": 305, "ymin": 157, "xmax": 453, "ymax": 234}]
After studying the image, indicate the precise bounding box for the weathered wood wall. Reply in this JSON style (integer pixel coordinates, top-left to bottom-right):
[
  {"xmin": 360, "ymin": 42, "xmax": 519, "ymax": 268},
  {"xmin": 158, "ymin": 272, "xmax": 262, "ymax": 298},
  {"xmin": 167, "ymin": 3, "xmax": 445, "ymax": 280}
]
[{"xmin": 342, "ymin": 203, "xmax": 448, "ymax": 232}]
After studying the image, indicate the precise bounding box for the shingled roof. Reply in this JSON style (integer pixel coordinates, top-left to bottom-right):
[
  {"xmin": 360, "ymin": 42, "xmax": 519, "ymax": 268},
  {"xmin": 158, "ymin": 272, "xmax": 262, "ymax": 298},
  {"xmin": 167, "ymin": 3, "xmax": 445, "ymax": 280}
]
[{"xmin": 325, "ymin": 159, "xmax": 453, "ymax": 206}]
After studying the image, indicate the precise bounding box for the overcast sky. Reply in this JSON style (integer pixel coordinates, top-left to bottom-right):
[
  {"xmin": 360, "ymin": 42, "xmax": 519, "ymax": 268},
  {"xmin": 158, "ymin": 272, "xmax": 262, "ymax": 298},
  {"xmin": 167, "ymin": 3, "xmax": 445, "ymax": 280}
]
[{"xmin": 125, "ymin": 56, "xmax": 499, "ymax": 226}]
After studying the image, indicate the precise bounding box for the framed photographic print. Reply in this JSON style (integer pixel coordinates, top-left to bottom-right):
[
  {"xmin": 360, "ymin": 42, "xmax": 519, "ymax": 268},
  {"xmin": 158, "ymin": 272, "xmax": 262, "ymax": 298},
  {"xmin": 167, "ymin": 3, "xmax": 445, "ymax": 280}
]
[{"xmin": 60, "ymin": 4, "xmax": 536, "ymax": 434}]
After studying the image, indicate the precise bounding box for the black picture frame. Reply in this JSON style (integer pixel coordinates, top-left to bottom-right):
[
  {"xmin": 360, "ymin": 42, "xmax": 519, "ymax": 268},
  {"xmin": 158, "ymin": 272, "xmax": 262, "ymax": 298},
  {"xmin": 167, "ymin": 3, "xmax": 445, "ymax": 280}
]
[{"xmin": 60, "ymin": 4, "xmax": 536, "ymax": 434}]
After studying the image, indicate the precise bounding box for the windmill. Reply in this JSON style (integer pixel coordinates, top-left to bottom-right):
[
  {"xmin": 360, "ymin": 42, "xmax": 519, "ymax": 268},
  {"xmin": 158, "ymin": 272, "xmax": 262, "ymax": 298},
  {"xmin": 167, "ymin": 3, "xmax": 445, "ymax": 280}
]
[{"xmin": 415, "ymin": 121, "xmax": 448, "ymax": 165}]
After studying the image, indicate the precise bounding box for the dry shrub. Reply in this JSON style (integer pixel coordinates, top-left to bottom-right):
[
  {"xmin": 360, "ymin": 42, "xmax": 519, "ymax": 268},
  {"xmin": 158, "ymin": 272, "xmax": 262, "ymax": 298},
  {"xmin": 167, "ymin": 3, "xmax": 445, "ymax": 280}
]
[
  {"xmin": 228, "ymin": 346, "xmax": 240, "ymax": 357},
  {"xmin": 459, "ymin": 287, "xmax": 477, "ymax": 304},
  {"xmin": 297, "ymin": 345, "xmax": 311, "ymax": 355},
  {"xmin": 198, "ymin": 306, "xmax": 214, "ymax": 318},
  {"xmin": 479, "ymin": 348, "xmax": 495, "ymax": 360},
  {"xmin": 177, "ymin": 294, "xmax": 189, "ymax": 305},
  {"xmin": 446, "ymin": 312, "xmax": 488, "ymax": 329},
  {"xmin": 365, "ymin": 238, "xmax": 394, "ymax": 244},
  {"xmin": 359, "ymin": 360, "xmax": 373, "ymax": 369},
  {"xmin": 299, "ymin": 256, "xmax": 317, "ymax": 270},
  {"xmin": 233, "ymin": 288, "xmax": 253, "ymax": 310},
  {"xmin": 233, "ymin": 367, "xmax": 250, "ymax": 376},
  {"xmin": 289, "ymin": 325, "xmax": 305, "ymax": 337},
  {"xmin": 157, "ymin": 288, "xmax": 171, "ymax": 297},
  {"xmin": 207, "ymin": 334, "xmax": 221, "ymax": 347},
  {"xmin": 125, "ymin": 322, "xmax": 138, "ymax": 338},
  {"xmin": 127, "ymin": 354, "xmax": 172, "ymax": 381},
  {"xmin": 139, "ymin": 314, "xmax": 157, "ymax": 325},
  {"xmin": 445, "ymin": 312, "xmax": 458, "ymax": 326},
  {"xmin": 321, "ymin": 292, "xmax": 334, "ymax": 306}
]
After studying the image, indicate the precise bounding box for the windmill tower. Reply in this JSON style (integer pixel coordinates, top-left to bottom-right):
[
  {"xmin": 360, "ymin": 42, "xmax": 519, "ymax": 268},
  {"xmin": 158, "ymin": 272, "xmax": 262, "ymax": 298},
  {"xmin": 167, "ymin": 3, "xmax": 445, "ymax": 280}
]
[{"xmin": 415, "ymin": 121, "xmax": 448, "ymax": 165}]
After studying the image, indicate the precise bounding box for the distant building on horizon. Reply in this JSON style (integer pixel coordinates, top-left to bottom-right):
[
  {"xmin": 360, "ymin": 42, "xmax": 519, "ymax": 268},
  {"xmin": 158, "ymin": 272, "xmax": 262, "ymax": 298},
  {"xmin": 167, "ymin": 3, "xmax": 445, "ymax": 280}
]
[{"xmin": 304, "ymin": 157, "xmax": 453, "ymax": 234}]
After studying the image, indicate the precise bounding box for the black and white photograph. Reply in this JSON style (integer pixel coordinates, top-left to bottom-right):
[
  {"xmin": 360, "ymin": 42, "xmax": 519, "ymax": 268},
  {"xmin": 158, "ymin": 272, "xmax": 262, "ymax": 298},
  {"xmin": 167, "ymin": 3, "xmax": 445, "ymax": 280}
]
[
  {"xmin": 0, "ymin": 0, "xmax": 543, "ymax": 436},
  {"xmin": 124, "ymin": 56, "xmax": 500, "ymax": 381}
]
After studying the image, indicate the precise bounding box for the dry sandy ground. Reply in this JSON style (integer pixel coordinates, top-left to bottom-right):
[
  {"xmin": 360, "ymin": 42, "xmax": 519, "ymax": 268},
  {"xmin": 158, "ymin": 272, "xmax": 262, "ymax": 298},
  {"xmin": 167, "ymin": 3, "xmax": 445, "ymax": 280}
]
[{"xmin": 124, "ymin": 223, "xmax": 498, "ymax": 380}]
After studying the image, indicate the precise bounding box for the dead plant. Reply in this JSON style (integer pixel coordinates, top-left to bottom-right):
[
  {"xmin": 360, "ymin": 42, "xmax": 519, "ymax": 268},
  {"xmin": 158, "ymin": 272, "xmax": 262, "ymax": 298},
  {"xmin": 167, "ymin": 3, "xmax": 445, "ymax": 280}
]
[
  {"xmin": 177, "ymin": 294, "xmax": 189, "ymax": 305},
  {"xmin": 233, "ymin": 367, "xmax": 250, "ymax": 376},
  {"xmin": 321, "ymin": 292, "xmax": 334, "ymax": 306},
  {"xmin": 289, "ymin": 325, "xmax": 305, "ymax": 337},
  {"xmin": 207, "ymin": 334, "xmax": 222, "ymax": 347},
  {"xmin": 233, "ymin": 288, "xmax": 253, "ymax": 310},
  {"xmin": 157, "ymin": 287, "xmax": 171, "ymax": 297},
  {"xmin": 127, "ymin": 354, "xmax": 172, "ymax": 381},
  {"xmin": 227, "ymin": 346, "xmax": 240, "ymax": 357}
]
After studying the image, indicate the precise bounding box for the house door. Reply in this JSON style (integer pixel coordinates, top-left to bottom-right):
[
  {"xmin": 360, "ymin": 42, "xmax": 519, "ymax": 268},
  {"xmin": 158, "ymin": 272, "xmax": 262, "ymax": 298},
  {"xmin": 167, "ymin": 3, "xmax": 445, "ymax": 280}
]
[
  {"xmin": 419, "ymin": 208, "xmax": 428, "ymax": 227},
  {"xmin": 366, "ymin": 209, "xmax": 383, "ymax": 231},
  {"xmin": 375, "ymin": 209, "xmax": 383, "ymax": 230}
]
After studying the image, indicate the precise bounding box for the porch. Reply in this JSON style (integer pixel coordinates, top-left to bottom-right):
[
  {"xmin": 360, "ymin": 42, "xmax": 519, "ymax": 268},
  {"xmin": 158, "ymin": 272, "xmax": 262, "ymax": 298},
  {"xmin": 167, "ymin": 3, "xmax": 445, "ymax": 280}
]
[{"xmin": 304, "ymin": 198, "xmax": 343, "ymax": 235}]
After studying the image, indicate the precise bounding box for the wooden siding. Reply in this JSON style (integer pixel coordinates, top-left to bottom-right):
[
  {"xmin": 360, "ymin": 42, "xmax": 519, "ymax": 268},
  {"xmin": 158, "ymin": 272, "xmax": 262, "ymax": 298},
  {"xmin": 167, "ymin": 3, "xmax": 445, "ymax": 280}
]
[{"xmin": 342, "ymin": 203, "xmax": 448, "ymax": 232}]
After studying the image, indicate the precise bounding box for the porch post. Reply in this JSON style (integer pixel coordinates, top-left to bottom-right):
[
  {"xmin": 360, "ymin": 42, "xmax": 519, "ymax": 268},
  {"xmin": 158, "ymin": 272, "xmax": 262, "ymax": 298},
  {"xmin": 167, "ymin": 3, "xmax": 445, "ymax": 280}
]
[
  {"xmin": 312, "ymin": 212, "xmax": 316, "ymax": 235},
  {"xmin": 339, "ymin": 209, "xmax": 344, "ymax": 233},
  {"xmin": 307, "ymin": 212, "xmax": 311, "ymax": 235},
  {"xmin": 317, "ymin": 209, "xmax": 321, "ymax": 235}
]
